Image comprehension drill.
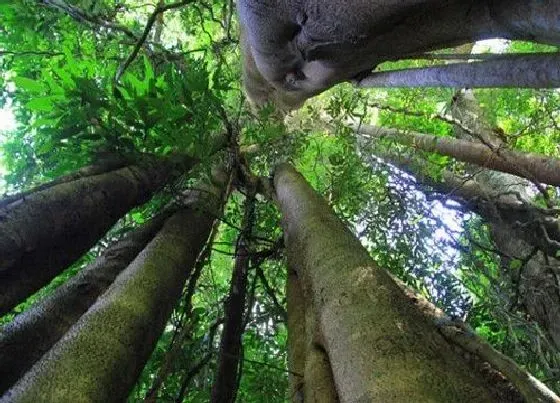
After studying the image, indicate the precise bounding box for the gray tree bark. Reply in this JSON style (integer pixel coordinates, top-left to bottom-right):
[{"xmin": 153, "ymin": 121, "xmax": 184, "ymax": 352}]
[
  {"xmin": 357, "ymin": 53, "xmax": 560, "ymax": 89},
  {"xmin": 0, "ymin": 211, "xmax": 171, "ymax": 394},
  {"xmin": 353, "ymin": 122, "xmax": 560, "ymax": 186},
  {"xmin": 450, "ymin": 90, "xmax": 560, "ymax": 353},
  {"xmin": 0, "ymin": 166, "xmax": 229, "ymax": 403},
  {"xmin": 273, "ymin": 163, "xmax": 529, "ymax": 402},
  {"xmin": 0, "ymin": 154, "xmax": 196, "ymax": 315}
]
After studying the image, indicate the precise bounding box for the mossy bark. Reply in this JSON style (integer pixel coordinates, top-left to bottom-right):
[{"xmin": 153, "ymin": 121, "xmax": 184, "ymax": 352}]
[
  {"xmin": 0, "ymin": 171, "xmax": 225, "ymax": 402},
  {"xmin": 286, "ymin": 270, "xmax": 306, "ymax": 402},
  {"xmin": 0, "ymin": 154, "xmax": 196, "ymax": 315},
  {"xmin": 0, "ymin": 212, "xmax": 170, "ymax": 393},
  {"xmin": 273, "ymin": 163, "xmax": 510, "ymax": 402}
]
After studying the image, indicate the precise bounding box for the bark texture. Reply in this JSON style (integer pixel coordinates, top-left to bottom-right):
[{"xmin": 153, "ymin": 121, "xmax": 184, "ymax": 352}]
[
  {"xmin": 0, "ymin": 212, "xmax": 171, "ymax": 394},
  {"xmin": 239, "ymin": 0, "xmax": 560, "ymax": 105},
  {"xmin": 0, "ymin": 170, "xmax": 227, "ymax": 403},
  {"xmin": 286, "ymin": 271, "xmax": 306, "ymax": 403},
  {"xmin": 357, "ymin": 53, "xmax": 560, "ymax": 89},
  {"xmin": 273, "ymin": 163, "xmax": 522, "ymax": 403},
  {"xmin": 211, "ymin": 192, "xmax": 255, "ymax": 403},
  {"xmin": 0, "ymin": 154, "xmax": 196, "ymax": 316},
  {"xmin": 354, "ymin": 123, "xmax": 560, "ymax": 186},
  {"xmin": 450, "ymin": 90, "xmax": 560, "ymax": 352},
  {"xmin": 287, "ymin": 270, "xmax": 338, "ymax": 403}
]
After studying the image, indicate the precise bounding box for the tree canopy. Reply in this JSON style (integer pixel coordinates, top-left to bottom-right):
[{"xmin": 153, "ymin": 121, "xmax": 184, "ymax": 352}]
[{"xmin": 1, "ymin": 1, "xmax": 559, "ymax": 401}]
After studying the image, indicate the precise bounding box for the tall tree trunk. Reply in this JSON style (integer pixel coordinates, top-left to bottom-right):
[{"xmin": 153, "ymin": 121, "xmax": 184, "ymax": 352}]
[
  {"xmin": 357, "ymin": 53, "xmax": 560, "ymax": 89},
  {"xmin": 0, "ymin": 211, "xmax": 171, "ymax": 394},
  {"xmin": 450, "ymin": 90, "xmax": 560, "ymax": 352},
  {"xmin": 0, "ymin": 166, "xmax": 228, "ymax": 403},
  {"xmin": 273, "ymin": 163, "xmax": 528, "ymax": 402},
  {"xmin": 211, "ymin": 190, "xmax": 256, "ymax": 403},
  {"xmin": 352, "ymin": 123, "xmax": 560, "ymax": 186},
  {"xmin": 0, "ymin": 153, "xmax": 196, "ymax": 315}
]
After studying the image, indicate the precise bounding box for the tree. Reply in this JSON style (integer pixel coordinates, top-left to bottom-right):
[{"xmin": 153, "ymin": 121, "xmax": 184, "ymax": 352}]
[
  {"xmin": 0, "ymin": 153, "xmax": 197, "ymax": 315},
  {"xmin": 0, "ymin": 1, "xmax": 559, "ymax": 402}
]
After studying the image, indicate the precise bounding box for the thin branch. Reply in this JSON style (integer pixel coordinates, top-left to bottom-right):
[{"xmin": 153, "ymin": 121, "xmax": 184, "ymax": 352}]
[
  {"xmin": 114, "ymin": 0, "xmax": 196, "ymax": 83},
  {"xmin": 0, "ymin": 50, "xmax": 64, "ymax": 57}
]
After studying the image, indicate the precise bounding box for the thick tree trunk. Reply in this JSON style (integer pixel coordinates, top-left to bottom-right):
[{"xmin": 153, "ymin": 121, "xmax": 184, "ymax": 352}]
[
  {"xmin": 272, "ymin": 163, "xmax": 525, "ymax": 402},
  {"xmin": 0, "ymin": 168, "xmax": 228, "ymax": 403},
  {"xmin": 357, "ymin": 53, "xmax": 560, "ymax": 89},
  {"xmin": 239, "ymin": 0, "xmax": 559, "ymax": 105},
  {"xmin": 211, "ymin": 192, "xmax": 255, "ymax": 403},
  {"xmin": 353, "ymin": 123, "xmax": 560, "ymax": 186},
  {"xmin": 0, "ymin": 154, "xmax": 196, "ymax": 315},
  {"xmin": 0, "ymin": 211, "xmax": 171, "ymax": 394}
]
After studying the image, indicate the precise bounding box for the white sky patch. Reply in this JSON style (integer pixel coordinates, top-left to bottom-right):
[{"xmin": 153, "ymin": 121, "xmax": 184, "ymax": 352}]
[
  {"xmin": 0, "ymin": 104, "xmax": 16, "ymax": 193},
  {"xmin": 0, "ymin": 106, "xmax": 16, "ymax": 132},
  {"xmin": 472, "ymin": 39, "xmax": 510, "ymax": 54}
]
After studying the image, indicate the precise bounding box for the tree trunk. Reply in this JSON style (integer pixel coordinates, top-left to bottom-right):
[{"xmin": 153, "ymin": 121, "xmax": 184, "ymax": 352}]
[
  {"xmin": 0, "ymin": 153, "xmax": 196, "ymax": 315},
  {"xmin": 286, "ymin": 270, "xmax": 306, "ymax": 403},
  {"xmin": 273, "ymin": 163, "xmax": 525, "ymax": 402},
  {"xmin": 286, "ymin": 269, "xmax": 338, "ymax": 403},
  {"xmin": 0, "ymin": 167, "xmax": 228, "ymax": 403},
  {"xmin": 450, "ymin": 90, "xmax": 560, "ymax": 353},
  {"xmin": 211, "ymin": 191, "xmax": 255, "ymax": 403},
  {"xmin": 0, "ymin": 211, "xmax": 171, "ymax": 394},
  {"xmin": 357, "ymin": 53, "xmax": 560, "ymax": 89},
  {"xmin": 353, "ymin": 123, "xmax": 560, "ymax": 186}
]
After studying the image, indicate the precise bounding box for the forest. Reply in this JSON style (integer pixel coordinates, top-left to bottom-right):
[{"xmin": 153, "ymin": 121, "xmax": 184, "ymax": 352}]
[{"xmin": 0, "ymin": 0, "xmax": 559, "ymax": 402}]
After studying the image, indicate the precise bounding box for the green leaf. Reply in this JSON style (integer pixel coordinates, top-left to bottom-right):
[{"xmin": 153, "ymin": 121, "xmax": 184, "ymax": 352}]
[
  {"xmin": 26, "ymin": 97, "xmax": 54, "ymax": 112},
  {"xmin": 14, "ymin": 77, "xmax": 46, "ymax": 93}
]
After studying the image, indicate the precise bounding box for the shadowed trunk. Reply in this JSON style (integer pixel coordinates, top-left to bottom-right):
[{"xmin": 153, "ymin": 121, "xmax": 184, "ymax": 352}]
[
  {"xmin": 0, "ymin": 211, "xmax": 171, "ymax": 394},
  {"xmin": 450, "ymin": 90, "xmax": 560, "ymax": 352},
  {"xmin": 353, "ymin": 123, "xmax": 560, "ymax": 186},
  {"xmin": 0, "ymin": 167, "xmax": 228, "ymax": 403},
  {"xmin": 273, "ymin": 163, "xmax": 529, "ymax": 402},
  {"xmin": 0, "ymin": 153, "xmax": 197, "ymax": 315},
  {"xmin": 211, "ymin": 191, "xmax": 255, "ymax": 403}
]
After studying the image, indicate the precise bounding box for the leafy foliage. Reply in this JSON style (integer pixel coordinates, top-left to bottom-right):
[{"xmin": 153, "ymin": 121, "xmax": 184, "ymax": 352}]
[{"xmin": 1, "ymin": 0, "xmax": 559, "ymax": 400}]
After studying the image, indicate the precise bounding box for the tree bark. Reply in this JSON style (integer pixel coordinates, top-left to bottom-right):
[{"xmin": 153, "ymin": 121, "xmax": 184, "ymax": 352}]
[
  {"xmin": 0, "ymin": 168, "xmax": 228, "ymax": 403},
  {"xmin": 239, "ymin": 0, "xmax": 560, "ymax": 105},
  {"xmin": 0, "ymin": 211, "xmax": 171, "ymax": 394},
  {"xmin": 353, "ymin": 123, "xmax": 560, "ymax": 186},
  {"xmin": 0, "ymin": 153, "xmax": 196, "ymax": 315},
  {"xmin": 357, "ymin": 53, "xmax": 560, "ymax": 89},
  {"xmin": 286, "ymin": 271, "xmax": 306, "ymax": 403},
  {"xmin": 450, "ymin": 90, "xmax": 560, "ymax": 353},
  {"xmin": 211, "ymin": 191, "xmax": 255, "ymax": 403},
  {"xmin": 273, "ymin": 163, "xmax": 527, "ymax": 402},
  {"xmin": 286, "ymin": 269, "xmax": 338, "ymax": 403}
]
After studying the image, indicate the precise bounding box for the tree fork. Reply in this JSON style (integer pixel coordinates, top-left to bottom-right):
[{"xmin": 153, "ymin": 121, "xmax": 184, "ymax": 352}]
[
  {"xmin": 272, "ymin": 163, "xmax": 553, "ymax": 402},
  {"xmin": 0, "ymin": 165, "xmax": 229, "ymax": 403},
  {"xmin": 0, "ymin": 211, "xmax": 172, "ymax": 394},
  {"xmin": 0, "ymin": 153, "xmax": 197, "ymax": 316}
]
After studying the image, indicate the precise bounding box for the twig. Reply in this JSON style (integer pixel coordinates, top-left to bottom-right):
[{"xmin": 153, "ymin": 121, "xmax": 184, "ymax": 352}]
[{"xmin": 114, "ymin": 0, "xmax": 196, "ymax": 83}]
